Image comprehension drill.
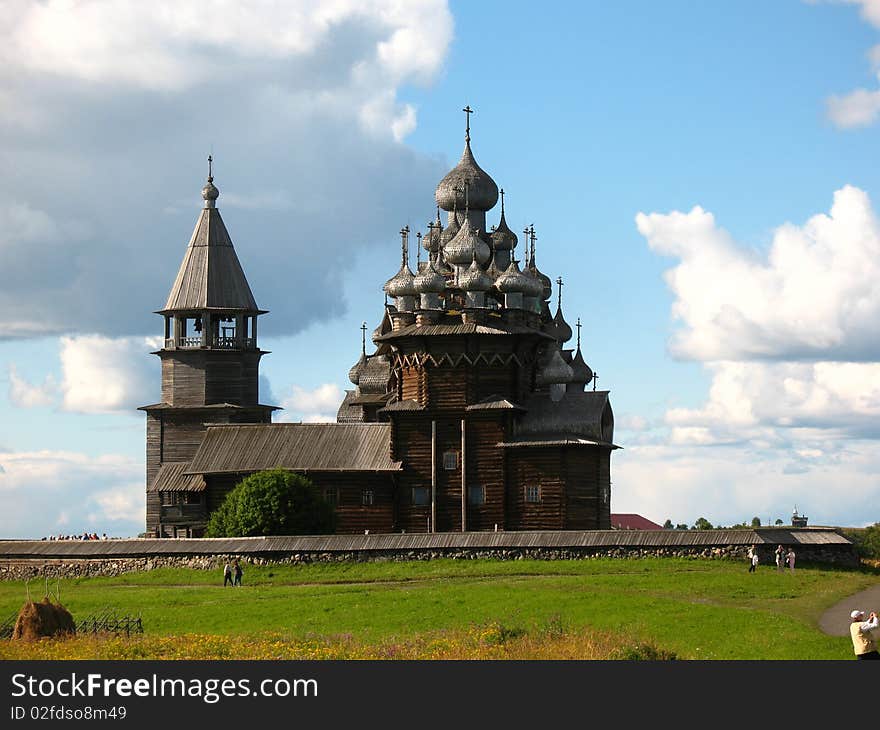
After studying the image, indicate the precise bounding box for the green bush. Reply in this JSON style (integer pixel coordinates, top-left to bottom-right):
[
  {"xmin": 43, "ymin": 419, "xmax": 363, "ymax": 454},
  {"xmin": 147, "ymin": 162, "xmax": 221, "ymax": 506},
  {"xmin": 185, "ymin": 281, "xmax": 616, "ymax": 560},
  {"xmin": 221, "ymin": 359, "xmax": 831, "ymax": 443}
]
[
  {"xmin": 612, "ymin": 642, "xmax": 678, "ymax": 661},
  {"xmin": 841, "ymin": 523, "xmax": 880, "ymax": 560},
  {"xmin": 206, "ymin": 468, "xmax": 335, "ymax": 537}
]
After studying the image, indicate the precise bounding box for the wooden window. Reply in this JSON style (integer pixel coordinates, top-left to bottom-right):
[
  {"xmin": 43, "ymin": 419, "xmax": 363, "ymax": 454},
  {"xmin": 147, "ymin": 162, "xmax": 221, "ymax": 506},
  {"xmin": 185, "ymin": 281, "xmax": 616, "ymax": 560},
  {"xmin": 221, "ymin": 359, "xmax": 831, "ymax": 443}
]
[
  {"xmin": 323, "ymin": 488, "xmax": 338, "ymax": 506},
  {"xmin": 468, "ymin": 485, "xmax": 485, "ymax": 506},
  {"xmin": 361, "ymin": 489, "xmax": 374, "ymax": 506},
  {"xmin": 442, "ymin": 451, "xmax": 458, "ymax": 470},
  {"xmin": 412, "ymin": 487, "xmax": 430, "ymax": 506},
  {"xmin": 525, "ymin": 485, "xmax": 541, "ymax": 503},
  {"xmin": 601, "ymin": 485, "xmax": 610, "ymax": 506},
  {"xmin": 160, "ymin": 492, "xmax": 200, "ymax": 506}
]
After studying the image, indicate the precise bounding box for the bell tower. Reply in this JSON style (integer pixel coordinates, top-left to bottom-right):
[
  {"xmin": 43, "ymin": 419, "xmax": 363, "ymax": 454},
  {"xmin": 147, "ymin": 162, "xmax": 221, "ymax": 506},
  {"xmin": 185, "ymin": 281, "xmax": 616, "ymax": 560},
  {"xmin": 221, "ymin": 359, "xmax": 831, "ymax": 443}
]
[{"xmin": 140, "ymin": 159, "xmax": 277, "ymax": 537}]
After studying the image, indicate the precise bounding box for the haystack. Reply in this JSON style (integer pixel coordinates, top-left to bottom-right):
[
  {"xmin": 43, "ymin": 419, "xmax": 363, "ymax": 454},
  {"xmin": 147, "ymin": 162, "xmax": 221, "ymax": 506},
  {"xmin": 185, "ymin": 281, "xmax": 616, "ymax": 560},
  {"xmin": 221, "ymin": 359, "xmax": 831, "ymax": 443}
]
[{"xmin": 12, "ymin": 597, "xmax": 76, "ymax": 641}]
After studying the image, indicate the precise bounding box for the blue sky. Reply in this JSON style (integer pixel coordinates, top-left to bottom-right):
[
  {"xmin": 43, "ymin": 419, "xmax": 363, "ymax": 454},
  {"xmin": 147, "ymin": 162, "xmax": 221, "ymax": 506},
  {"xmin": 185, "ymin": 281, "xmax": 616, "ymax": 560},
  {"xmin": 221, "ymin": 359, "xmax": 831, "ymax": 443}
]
[{"xmin": 2, "ymin": 0, "xmax": 880, "ymax": 537}]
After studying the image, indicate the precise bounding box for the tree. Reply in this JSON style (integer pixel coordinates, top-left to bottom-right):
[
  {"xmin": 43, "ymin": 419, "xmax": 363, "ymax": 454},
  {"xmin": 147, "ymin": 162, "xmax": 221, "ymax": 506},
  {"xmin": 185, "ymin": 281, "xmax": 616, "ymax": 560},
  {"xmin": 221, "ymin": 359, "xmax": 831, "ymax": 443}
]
[
  {"xmin": 663, "ymin": 519, "xmax": 674, "ymax": 529},
  {"xmin": 774, "ymin": 519, "xmax": 783, "ymax": 525},
  {"xmin": 693, "ymin": 517, "xmax": 713, "ymax": 530},
  {"xmin": 675, "ymin": 523, "xmax": 688, "ymax": 530},
  {"xmin": 751, "ymin": 516, "xmax": 762, "ymax": 528},
  {"xmin": 206, "ymin": 468, "xmax": 335, "ymax": 537}
]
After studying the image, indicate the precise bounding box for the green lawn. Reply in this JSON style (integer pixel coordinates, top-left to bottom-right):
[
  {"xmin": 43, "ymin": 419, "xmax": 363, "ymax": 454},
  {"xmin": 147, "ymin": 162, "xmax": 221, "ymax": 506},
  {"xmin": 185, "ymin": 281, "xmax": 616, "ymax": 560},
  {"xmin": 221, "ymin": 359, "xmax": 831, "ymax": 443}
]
[{"xmin": 1, "ymin": 558, "xmax": 876, "ymax": 659}]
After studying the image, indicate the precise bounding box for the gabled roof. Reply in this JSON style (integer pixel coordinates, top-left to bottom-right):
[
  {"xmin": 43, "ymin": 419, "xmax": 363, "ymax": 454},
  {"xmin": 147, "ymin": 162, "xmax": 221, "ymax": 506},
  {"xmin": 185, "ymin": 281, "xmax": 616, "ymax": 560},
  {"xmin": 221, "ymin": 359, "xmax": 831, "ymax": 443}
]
[
  {"xmin": 187, "ymin": 423, "xmax": 402, "ymax": 474},
  {"xmin": 611, "ymin": 514, "xmax": 663, "ymax": 530},
  {"xmin": 148, "ymin": 462, "xmax": 206, "ymax": 492},
  {"xmin": 515, "ymin": 390, "xmax": 616, "ymax": 445},
  {"xmin": 161, "ymin": 207, "xmax": 260, "ymax": 314}
]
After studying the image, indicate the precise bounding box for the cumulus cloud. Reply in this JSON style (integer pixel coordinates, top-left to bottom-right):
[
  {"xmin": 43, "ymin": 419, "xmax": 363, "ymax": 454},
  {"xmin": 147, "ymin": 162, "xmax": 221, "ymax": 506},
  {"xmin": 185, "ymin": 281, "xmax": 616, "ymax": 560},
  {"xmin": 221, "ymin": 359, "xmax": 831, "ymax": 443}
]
[
  {"xmin": 0, "ymin": 449, "xmax": 144, "ymax": 538},
  {"xmin": 0, "ymin": 0, "xmax": 454, "ymax": 340},
  {"xmin": 637, "ymin": 186, "xmax": 880, "ymax": 362},
  {"xmin": 818, "ymin": 1, "xmax": 880, "ymax": 127},
  {"xmin": 827, "ymin": 88, "xmax": 880, "ymax": 128},
  {"xmin": 8, "ymin": 364, "xmax": 57, "ymax": 408},
  {"xmin": 629, "ymin": 184, "xmax": 880, "ymax": 528},
  {"xmin": 666, "ymin": 361, "xmax": 880, "ymax": 438},
  {"xmin": 612, "ymin": 438, "xmax": 880, "ymax": 528},
  {"xmin": 59, "ymin": 335, "xmax": 160, "ymax": 413},
  {"xmin": 279, "ymin": 383, "xmax": 344, "ymax": 423}
]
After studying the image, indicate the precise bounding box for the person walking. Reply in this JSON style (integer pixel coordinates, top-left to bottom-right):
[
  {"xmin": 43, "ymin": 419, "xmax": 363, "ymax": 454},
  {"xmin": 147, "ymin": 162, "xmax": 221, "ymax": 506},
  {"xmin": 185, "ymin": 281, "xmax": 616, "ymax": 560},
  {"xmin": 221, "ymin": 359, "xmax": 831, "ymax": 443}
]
[
  {"xmin": 233, "ymin": 559, "xmax": 243, "ymax": 587},
  {"xmin": 223, "ymin": 561, "xmax": 233, "ymax": 587},
  {"xmin": 849, "ymin": 610, "xmax": 879, "ymax": 660},
  {"xmin": 775, "ymin": 545, "xmax": 785, "ymax": 572},
  {"xmin": 748, "ymin": 547, "xmax": 758, "ymax": 573},
  {"xmin": 787, "ymin": 548, "xmax": 796, "ymax": 573}
]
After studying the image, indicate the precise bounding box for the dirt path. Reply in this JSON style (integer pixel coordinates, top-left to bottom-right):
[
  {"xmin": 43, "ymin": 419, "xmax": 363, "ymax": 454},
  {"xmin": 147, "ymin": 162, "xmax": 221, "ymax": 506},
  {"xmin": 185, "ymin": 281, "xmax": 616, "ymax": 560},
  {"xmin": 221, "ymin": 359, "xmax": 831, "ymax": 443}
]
[{"xmin": 818, "ymin": 581, "xmax": 880, "ymax": 636}]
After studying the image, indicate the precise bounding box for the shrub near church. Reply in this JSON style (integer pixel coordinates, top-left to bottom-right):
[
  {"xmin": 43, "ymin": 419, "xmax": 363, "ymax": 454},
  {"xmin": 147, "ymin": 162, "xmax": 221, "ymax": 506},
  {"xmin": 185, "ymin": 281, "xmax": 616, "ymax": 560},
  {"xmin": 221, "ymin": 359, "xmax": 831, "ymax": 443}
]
[{"xmin": 206, "ymin": 469, "xmax": 335, "ymax": 538}]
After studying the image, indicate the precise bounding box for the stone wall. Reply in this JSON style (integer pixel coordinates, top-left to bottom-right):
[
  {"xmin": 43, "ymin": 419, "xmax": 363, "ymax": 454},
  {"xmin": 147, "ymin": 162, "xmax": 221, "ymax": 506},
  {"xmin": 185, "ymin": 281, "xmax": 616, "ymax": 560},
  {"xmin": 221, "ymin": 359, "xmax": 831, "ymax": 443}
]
[{"xmin": 0, "ymin": 542, "xmax": 860, "ymax": 581}]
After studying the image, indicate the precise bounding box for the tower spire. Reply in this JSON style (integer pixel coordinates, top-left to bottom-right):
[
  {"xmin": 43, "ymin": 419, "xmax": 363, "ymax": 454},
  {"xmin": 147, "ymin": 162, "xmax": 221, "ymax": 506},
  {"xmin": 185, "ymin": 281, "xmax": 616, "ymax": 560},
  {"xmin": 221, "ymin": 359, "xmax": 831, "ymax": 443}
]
[{"xmin": 400, "ymin": 225, "xmax": 410, "ymax": 266}]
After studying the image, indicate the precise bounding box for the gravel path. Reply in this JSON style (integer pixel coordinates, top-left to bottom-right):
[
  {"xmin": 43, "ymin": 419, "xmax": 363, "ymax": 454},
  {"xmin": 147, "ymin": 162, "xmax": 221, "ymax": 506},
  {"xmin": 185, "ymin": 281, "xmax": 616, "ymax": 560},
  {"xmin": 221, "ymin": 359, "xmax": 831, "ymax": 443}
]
[{"xmin": 818, "ymin": 581, "xmax": 880, "ymax": 636}]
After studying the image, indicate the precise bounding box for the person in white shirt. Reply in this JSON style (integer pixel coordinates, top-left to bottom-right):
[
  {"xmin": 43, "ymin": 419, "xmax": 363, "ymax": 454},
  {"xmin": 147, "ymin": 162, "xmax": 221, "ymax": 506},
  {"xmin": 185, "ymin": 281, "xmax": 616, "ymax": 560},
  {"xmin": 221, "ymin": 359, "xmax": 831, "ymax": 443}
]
[{"xmin": 849, "ymin": 610, "xmax": 879, "ymax": 660}]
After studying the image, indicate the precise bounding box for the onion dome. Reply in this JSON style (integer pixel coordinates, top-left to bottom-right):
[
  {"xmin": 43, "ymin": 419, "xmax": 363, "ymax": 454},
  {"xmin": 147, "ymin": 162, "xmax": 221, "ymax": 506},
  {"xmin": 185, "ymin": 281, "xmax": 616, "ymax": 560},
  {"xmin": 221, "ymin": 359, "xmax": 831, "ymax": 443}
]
[
  {"xmin": 536, "ymin": 347, "xmax": 574, "ymax": 387},
  {"xmin": 520, "ymin": 267, "xmax": 544, "ymax": 299},
  {"xmin": 526, "ymin": 225, "xmax": 552, "ymax": 300},
  {"xmin": 459, "ymin": 254, "xmax": 493, "ymax": 292},
  {"xmin": 490, "ymin": 189, "xmax": 517, "ymax": 252},
  {"xmin": 423, "ymin": 210, "xmax": 443, "ymax": 253},
  {"xmin": 569, "ymin": 347, "xmax": 593, "ymax": 385},
  {"xmin": 413, "ymin": 258, "xmax": 446, "ymax": 294},
  {"xmin": 348, "ymin": 352, "xmax": 367, "ymax": 385},
  {"xmin": 440, "ymin": 209, "xmax": 460, "ymax": 247},
  {"xmin": 486, "ymin": 245, "xmax": 503, "ymax": 281},
  {"xmin": 202, "ymin": 155, "xmax": 219, "ymax": 208},
  {"xmin": 552, "ymin": 305, "xmax": 573, "ymax": 343},
  {"xmin": 435, "ymin": 142, "xmax": 499, "ymax": 213},
  {"xmin": 495, "ymin": 259, "xmax": 533, "ymax": 294},
  {"xmin": 445, "ymin": 224, "xmax": 490, "ymax": 266},
  {"xmin": 383, "ymin": 227, "xmax": 417, "ymax": 297}
]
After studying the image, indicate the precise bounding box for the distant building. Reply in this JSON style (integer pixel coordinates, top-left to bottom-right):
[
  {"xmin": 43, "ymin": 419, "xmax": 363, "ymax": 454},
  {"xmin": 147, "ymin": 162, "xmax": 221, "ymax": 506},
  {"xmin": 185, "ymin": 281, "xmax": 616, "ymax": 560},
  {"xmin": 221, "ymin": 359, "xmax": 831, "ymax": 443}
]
[
  {"xmin": 791, "ymin": 507, "xmax": 808, "ymax": 528},
  {"xmin": 610, "ymin": 514, "xmax": 663, "ymax": 530},
  {"xmin": 141, "ymin": 112, "xmax": 620, "ymax": 537}
]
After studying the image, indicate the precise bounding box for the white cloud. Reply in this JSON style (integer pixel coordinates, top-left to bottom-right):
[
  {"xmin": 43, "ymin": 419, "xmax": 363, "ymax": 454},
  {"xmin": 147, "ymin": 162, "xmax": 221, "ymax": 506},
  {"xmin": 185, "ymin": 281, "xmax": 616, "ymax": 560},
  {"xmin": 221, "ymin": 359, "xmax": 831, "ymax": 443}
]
[
  {"xmin": 0, "ymin": 0, "xmax": 451, "ymax": 138},
  {"xmin": 817, "ymin": 1, "xmax": 880, "ymax": 127},
  {"xmin": 826, "ymin": 88, "xmax": 880, "ymax": 128},
  {"xmin": 612, "ymin": 438, "xmax": 880, "ymax": 528},
  {"xmin": 0, "ymin": 449, "xmax": 144, "ymax": 537},
  {"xmin": 279, "ymin": 383, "xmax": 344, "ymax": 423},
  {"xmin": 0, "ymin": 1, "xmax": 453, "ymax": 340},
  {"xmin": 633, "ymin": 182, "xmax": 880, "ymax": 528},
  {"xmin": 667, "ymin": 361, "xmax": 880, "ymax": 436},
  {"xmin": 59, "ymin": 335, "xmax": 160, "ymax": 413},
  {"xmin": 8, "ymin": 363, "xmax": 57, "ymax": 408},
  {"xmin": 636, "ymin": 186, "xmax": 880, "ymax": 362}
]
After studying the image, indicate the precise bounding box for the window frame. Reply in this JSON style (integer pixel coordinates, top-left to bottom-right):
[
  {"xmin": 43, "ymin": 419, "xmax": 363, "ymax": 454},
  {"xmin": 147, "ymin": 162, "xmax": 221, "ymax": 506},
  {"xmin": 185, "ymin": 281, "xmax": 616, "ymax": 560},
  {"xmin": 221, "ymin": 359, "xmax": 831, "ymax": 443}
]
[
  {"xmin": 361, "ymin": 489, "xmax": 375, "ymax": 507},
  {"xmin": 467, "ymin": 485, "xmax": 485, "ymax": 506},
  {"xmin": 411, "ymin": 486, "xmax": 430, "ymax": 507},
  {"xmin": 524, "ymin": 485, "xmax": 541, "ymax": 503},
  {"xmin": 442, "ymin": 451, "xmax": 458, "ymax": 471}
]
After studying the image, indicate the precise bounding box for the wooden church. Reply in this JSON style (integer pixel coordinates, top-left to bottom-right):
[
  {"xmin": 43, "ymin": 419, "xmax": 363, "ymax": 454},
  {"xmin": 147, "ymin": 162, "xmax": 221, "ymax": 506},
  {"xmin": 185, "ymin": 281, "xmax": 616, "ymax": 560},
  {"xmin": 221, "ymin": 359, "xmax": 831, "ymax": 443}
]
[{"xmin": 142, "ymin": 113, "xmax": 618, "ymax": 537}]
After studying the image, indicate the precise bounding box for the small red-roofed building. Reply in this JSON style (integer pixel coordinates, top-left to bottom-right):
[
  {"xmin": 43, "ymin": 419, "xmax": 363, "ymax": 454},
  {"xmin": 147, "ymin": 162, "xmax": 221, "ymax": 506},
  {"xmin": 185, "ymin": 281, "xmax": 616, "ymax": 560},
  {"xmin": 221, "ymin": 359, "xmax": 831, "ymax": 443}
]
[{"xmin": 610, "ymin": 514, "xmax": 663, "ymax": 530}]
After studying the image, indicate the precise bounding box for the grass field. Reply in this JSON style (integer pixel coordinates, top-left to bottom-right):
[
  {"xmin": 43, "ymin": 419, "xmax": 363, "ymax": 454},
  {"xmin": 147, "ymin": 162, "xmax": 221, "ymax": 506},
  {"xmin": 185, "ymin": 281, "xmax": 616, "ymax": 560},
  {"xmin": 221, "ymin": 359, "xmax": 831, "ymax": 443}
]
[{"xmin": 1, "ymin": 558, "xmax": 877, "ymax": 660}]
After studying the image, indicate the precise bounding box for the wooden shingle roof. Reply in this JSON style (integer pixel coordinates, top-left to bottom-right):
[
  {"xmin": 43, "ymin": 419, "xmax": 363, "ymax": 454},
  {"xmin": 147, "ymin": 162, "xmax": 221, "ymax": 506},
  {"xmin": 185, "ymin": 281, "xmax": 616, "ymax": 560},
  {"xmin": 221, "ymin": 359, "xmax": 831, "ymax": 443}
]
[
  {"xmin": 148, "ymin": 462, "xmax": 206, "ymax": 492},
  {"xmin": 161, "ymin": 207, "xmax": 260, "ymax": 314},
  {"xmin": 187, "ymin": 423, "xmax": 401, "ymax": 474},
  {"xmin": 0, "ymin": 528, "xmax": 852, "ymax": 559}
]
